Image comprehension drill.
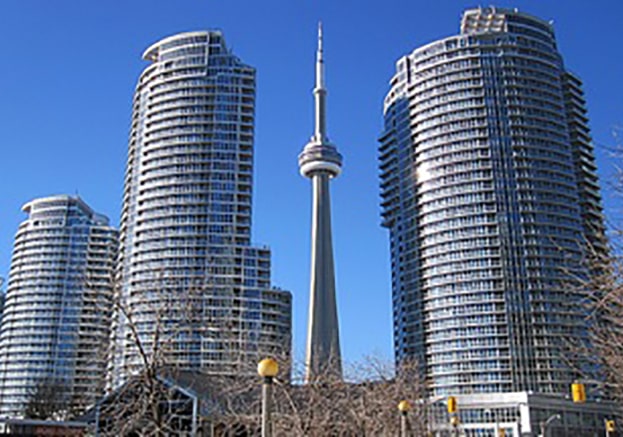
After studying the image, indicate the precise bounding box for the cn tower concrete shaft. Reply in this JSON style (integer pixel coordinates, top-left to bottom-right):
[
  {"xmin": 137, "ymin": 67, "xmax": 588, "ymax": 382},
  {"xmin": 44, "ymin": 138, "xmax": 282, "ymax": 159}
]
[
  {"xmin": 306, "ymin": 173, "xmax": 341, "ymax": 380},
  {"xmin": 298, "ymin": 23, "xmax": 343, "ymax": 382}
]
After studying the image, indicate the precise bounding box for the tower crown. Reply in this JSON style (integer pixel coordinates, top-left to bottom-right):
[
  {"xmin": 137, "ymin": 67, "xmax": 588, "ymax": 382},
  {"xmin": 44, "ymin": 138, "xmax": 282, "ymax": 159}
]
[{"xmin": 298, "ymin": 23, "xmax": 343, "ymax": 178}]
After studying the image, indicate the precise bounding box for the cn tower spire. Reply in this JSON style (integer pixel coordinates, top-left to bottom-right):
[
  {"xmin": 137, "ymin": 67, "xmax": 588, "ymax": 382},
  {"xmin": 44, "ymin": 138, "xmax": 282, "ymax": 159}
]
[
  {"xmin": 299, "ymin": 23, "xmax": 343, "ymax": 383},
  {"xmin": 314, "ymin": 22, "xmax": 327, "ymax": 142}
]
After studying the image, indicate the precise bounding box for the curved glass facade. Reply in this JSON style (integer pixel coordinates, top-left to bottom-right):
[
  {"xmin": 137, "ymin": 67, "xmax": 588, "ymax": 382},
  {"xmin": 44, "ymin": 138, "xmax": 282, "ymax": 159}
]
[
  {"xmin": 379, "ymin": 8, "xmax": 605, "ymax": 396},
  {"xmin": 112, "ymin": 31, "xmax": 291, "ymax": 385},
  {"xmin": 0, "ymin": 196, "xmax": 117, "ymax": 417}
]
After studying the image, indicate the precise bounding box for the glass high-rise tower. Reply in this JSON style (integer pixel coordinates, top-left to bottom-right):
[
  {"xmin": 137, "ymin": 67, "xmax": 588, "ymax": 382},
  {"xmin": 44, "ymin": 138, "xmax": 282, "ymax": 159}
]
[
  {"xmin": 379, "ymin": 7, "xmax": 605, "ymax": 397},
  {"xmin": 112, "ymin": 31, "xmax": 291, "ymax": 385},
  {"xmin": 0, "ymin": 196, "xmax": 118, "ymax": 418}
]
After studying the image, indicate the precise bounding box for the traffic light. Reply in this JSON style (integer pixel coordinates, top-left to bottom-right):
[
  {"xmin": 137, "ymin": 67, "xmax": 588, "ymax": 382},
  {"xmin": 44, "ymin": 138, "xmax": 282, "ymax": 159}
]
[
  {"xmin": 447, "ymin": 396, "xmax": 457, "ymax": 413},
  {"xmin": 571, "ymin": 382, "xmax": 586, "ymax": 403},
  {"xmin": 606, "ymin": 420, "xmax": 616, "ymax": 432}
]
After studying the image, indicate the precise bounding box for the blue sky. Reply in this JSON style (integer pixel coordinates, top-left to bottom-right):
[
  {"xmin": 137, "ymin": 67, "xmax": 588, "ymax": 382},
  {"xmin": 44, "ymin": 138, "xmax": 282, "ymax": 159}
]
[{"xmin": 0, "ymin": 0, "xmax": 621, "ymax": 365}]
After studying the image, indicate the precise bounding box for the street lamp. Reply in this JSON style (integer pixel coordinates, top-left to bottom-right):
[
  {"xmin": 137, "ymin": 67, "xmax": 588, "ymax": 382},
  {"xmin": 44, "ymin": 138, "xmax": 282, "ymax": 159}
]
[
  {"xmin": 485, "ymin": 408, "xmax": 500, "ymax": 437},
  {"xmin": 450, "ymin": 415, "xmax": 461, "ymax": 436},
  {"xmin": 539, "ymin": 413, "xmax": 560, "ymax": 437},
  {"xmin": 514, "ymin": 402, "xmax": 529, "ymax": 437},
  {"xmin": 398, "ymin": 400, "xmax": 412, "ymax": 437},
  {"xmin": 258, "ymin": 358, "xmax": 279, "ymax": 437}
]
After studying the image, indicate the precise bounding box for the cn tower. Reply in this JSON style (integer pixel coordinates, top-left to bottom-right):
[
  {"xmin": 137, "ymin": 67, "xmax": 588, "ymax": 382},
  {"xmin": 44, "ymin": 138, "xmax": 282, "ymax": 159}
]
[{"xmin": 299, "ymin": 23, "xmax": 343, "ymax": 382}]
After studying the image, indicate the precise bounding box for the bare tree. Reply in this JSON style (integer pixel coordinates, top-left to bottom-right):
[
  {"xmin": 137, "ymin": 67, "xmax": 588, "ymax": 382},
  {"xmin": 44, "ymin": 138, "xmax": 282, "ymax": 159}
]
[
  {"xmin": 570, "ymin": 129, "xmax": 623, "ymax": 404},
  {"xmin": 95, "ymin": 372, "xmax": 196, "ymax": 436},
  {"xmin": 579, "ymin": 246, "xmax": 623, "ymax": 403},
  {"xmin": 208, "ymin": 355, "xmax": 428, "ymax": 437},
  {"xmin": 95, "ymin": 264, "xmax": 427, "ymax": 436},
  {"xmin": 24, "ymin": 378, "xmax": 73, "ymax": 420},
  {"xmin": 92, "ymin": 351, "xmax": 429, "ymax": 436},
  {"xmin": 97, "ymin": 266, "xmax": 289, "ymax": 436},
  {"xmin": 98, "ymin": 275, "xmax": 216, "ymax": 436}
]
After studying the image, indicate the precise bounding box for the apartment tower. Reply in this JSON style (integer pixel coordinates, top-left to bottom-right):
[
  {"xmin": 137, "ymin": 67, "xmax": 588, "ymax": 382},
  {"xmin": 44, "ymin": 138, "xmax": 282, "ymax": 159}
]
[
  {"xmin": 379, "ymin": 7, "xmax": 605, "ymax": 398},
  {"xmin": 0, "ymin": 196, "xmax": 118, "ymax": 417},
  {"xmin": 112, "ymin": 31, "xmax": 291, "ymax": 385}
]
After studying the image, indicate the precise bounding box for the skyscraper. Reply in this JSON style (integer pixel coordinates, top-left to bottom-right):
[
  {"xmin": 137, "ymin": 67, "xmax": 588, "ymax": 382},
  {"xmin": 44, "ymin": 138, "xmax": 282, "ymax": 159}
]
[
  {"xmin": 379, "ymin": 7, "xmax": 605, "ymax": 398},
  {"xmin": 0, "ymin": 195, "xmax": 118, "ymax": 418},
  {"xmin": 113, "ymin": 31, "xmax": 291, "ymax": 385},
  {"xmin": 299, "ymin": 24, "xmax": 343, "ymax": 382}
]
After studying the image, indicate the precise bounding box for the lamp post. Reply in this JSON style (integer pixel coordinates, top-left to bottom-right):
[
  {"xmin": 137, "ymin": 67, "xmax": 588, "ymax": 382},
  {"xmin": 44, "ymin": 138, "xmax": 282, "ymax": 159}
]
[
  {"xmin": 450, "ymin": 415, "xmax": 460, "ymax": 437},
  {"xmin": 258, "ymin": 358, "xmax": 279, "ymax": 437},
  {"xmin": 539, "ymin": 414, "xmax": 560, "ymax": 437},
  {"xmin": 485, "ymin": 408, "xmax": 499, "ymax": 437},
  {"xmin": 514, "ymin": 402, "xmax": 528, "ymax": 437},
  {"xmin": 398, "ymin": 400, "xmax": 412, "ymax": 437}
]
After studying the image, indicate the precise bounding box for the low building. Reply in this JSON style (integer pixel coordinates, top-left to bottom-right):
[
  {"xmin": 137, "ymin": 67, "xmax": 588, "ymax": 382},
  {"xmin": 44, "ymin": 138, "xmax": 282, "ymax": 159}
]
[
  {"xmin": 428, "ymin": 391, "xmax": 619, "ymax": 436},
  {"xmin": 0, "ymin": 418, "xmax": 87, "ymax": 436}
]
